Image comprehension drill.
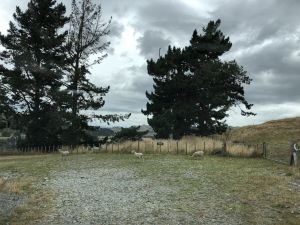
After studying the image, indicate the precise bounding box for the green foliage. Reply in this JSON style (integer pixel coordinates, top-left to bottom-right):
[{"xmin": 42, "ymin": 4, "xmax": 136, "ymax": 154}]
[
  {"xmin": 143, "ymin": 19, "xmax": 254, "ymax": 139},
  {"xmin": 112, "ymin": 126, "xmax": 149, "ymax": 141},
  {"xmin": 0, "ymin": 0, "xmax": 130, "ymax": 146},
  {"xmin": 0, "ymin": 0, "xmax": 69, "ymax": 146}
]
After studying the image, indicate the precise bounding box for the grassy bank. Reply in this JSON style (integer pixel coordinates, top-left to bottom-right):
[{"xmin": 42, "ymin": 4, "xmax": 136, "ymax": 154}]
[{"xmin": 228, "ymin": 117, "xmax": 300, "ymax": 144}]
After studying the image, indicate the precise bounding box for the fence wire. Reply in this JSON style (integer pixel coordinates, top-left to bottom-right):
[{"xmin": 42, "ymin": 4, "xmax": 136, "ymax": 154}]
[{"xmin": 264, "ymin": 143, "xmax": 291, "ymax": 165}]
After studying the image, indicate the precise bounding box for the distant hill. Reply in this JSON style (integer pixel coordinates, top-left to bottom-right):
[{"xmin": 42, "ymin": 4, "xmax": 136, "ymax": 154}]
[
  {"xmin": 228, "ymin": 117, "xmax": 300, "ymax": 144},
  {"xmin": 87, "ymin": 128, "xmax": 115, "ymax": 137},
  {"xmin": 91, "ymin": 125, "xmax": 155, "ymax": 137}
]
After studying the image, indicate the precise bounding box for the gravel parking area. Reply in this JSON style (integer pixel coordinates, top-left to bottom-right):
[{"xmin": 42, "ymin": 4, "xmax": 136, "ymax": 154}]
[
  {"xmin": 37, "ymin": 158, "xmax": 242, "ymax": 225},
  {"xmin": 2, "ymin": 154, "xmax": 300, "ymax": 225}
]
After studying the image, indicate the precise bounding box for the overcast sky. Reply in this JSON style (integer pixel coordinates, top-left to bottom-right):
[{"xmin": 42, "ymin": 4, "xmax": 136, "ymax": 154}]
[{"xmin": 1, "ymin": 0, "xmax": 300, "ymax": 127}]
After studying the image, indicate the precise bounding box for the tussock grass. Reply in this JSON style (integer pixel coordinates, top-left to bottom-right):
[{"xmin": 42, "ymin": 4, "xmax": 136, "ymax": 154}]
[
  {"xmin": 3, "ymin": 177, "xmax": 36, "ymax": 194},
  {"xmin": 226, "ymin": 142, "xmax": 262, "ymax": 157}
]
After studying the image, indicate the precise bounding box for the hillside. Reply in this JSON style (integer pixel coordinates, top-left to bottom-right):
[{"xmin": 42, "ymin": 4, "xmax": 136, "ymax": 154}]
[{"xmin": 228, "ymin": 117, "xmax": 300, "ymax": 144}]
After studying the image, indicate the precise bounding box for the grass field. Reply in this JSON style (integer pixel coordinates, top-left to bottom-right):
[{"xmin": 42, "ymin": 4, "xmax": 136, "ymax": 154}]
[{"xmin": 0, "ymin": 153, "xmax": 300, "ymax": 225}]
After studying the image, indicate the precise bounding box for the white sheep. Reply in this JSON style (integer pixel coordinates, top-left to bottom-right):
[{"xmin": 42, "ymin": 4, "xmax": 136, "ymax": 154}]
[
  {"xmin": 192, "ymin": 150, "xmax": 204, "ymax": 159},
  {"xmin": 59, "ymin": 149, "xmax": 70, "ymax": 160},
  {"xmin": 131, "ymin": 151, "xmax": 144, "ymax": 161}
]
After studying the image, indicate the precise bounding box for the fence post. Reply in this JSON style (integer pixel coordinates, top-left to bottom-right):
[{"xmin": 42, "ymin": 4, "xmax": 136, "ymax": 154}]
[
  {"xmin": 262, "ymin": 142, "xmax": 266, "ymax": 158},
  {"xmin": 223, "ymin": 141, "xmax": 227, "ymax": 153},
  {"xmin": 176, "ymin": 141, "xmax": 179, "ymax": 155},
  {"xmin": 289, "ymin": 142, "xmax": 298, "ymax": 166},
  {"xmin": 203, "ymin": 142, "xmax": 206, "ymax": 151},
  {"xmin": 290, "ymin": 151, "xmax": 298, "ymax": 167},
  {"xmin": 152, "ymin": 141, "xmax": 154, "ymax": 153},
  {"xmin": 112, "ymin": 143, "xmax": 114, "ymax": 153},
  {"xmin": 185, "ymin": 142, "xmax": 188, "ymax": 155},
  {"xmin": 138, "ymin": 140, "xmax": 140, "ymax": 152}
]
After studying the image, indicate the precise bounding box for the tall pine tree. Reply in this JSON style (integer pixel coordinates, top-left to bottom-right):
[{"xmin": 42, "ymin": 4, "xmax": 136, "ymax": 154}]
[
  {"xmin": 143, "ymin": 20, "xmax": 254, "ymax": 139},
  {"xmin": 64, "ymin": 0, "xmax": 130, "ymax": 145},
  {"xmin": 0, "ymin": 0, "xmax": 69, "ymax": 146}
]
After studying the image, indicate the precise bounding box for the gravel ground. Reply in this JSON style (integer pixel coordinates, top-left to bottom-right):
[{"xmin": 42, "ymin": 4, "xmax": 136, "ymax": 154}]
[
  {"xmin": 0, "ymin": 192, "xmax": 24, "ymax": 219},
  {"xmin": 37, "ymin": 159, "xmax": 243, "ymax": 225}
]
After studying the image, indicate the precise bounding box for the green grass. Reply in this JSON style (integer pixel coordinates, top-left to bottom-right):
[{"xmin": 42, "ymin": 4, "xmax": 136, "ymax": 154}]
[{"xmin": 0, "ymin": 153, "xmax": 300, "ymax": 224}]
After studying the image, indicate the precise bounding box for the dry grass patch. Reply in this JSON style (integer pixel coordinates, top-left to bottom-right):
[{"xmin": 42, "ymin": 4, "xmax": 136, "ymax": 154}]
[
  {"xmin": 3, "ymin": 177, "xmax": 37, "ymax": 194},
  {"xmin": 226, "ymin": 142, "xmax": 262, "ymax": 157},
  {"xmin": 228, "ymin": 116, "xmax": 300, "ymax": 144}
]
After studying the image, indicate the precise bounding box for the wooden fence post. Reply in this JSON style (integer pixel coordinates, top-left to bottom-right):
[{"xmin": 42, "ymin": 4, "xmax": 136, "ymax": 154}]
[
  {"xmin": 223, "ymin": 141, "xmax": 227, "ymax": 153},
  {"xmin": 186, "ymin": 142, "xmax": 188, "ymax": 155},
  {"xmin": 262, "ymin": 142, "xmax": 266, "ymax": 158},
  {"xmin": 138, "ymin": 140, "xmax": 140, "ymax": 152},
  {"xmin": 152, "ymin": 141, "xmax": 154, "ymax": 153},
  {"xmin": 176, "ymin": 141, "xmax": 179, "ymax": 155},
  {"xmin": 203, "ymin": 142, "xmax": 206, "ymax": 151}
]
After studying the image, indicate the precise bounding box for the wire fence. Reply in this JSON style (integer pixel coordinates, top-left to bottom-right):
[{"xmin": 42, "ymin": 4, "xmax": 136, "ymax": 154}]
[
  {"xmin": 263, "ymin": 142, "xmax": 293, "ymax": 165},
  {"xmin": 0, "ymin": 139, "xmax": 298, "ymax": 167},
  {"xmin": 0, "ymin": 138, "xmax": 224, "ymax": 156}
]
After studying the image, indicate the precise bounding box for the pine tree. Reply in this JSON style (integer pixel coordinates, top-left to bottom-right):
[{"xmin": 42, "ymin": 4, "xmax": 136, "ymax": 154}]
[
  {"xmin": 142, "ymin": 20, "xmax": 255, "ymax": 139},
  {"xmin": 0, "ymin": 0, "xmax": 69, "ymax": 146},
  {"xmin": 64, "ymin": 0, "xmax": 130, "ymax": 145}
]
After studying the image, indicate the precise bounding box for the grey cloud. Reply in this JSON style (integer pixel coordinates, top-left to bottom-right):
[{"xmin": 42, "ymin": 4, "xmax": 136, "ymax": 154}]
[
  {"xmin": 137, "ymin": 30, "xmax": 171, "ymax": 59},
  {"xmin": 133, "ymin": 0, "xmax": 207, "ymax": 42},
  {"xmin": 212, "ymin": 0, "xmax": 300, "ymax": 47},
  {"xmin": 101, "ymin": 65, "xmax": 153, "ymax": 113},
  {"xmin": 109, "ymin": 20, "xmax": 125, "ymax": 39},
  {"xmin": 206, "ymin": 0, "xmax": 300, "ymax": 107},
  {"xmin": 233, "ymin": 36, "xmax": 300, "ymax": 105}
]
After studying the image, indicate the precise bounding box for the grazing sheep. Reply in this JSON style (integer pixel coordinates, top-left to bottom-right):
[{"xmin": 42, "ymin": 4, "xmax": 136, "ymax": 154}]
[
  {"xmin": 192, "ymin": 150, "xmax": 204, "ymax": 159},
  {"xmin": 59, "ymin": 149, "xmax": 70, "ymax": 160},
  {"xmin": 131, "ymin": 151, "xmax": 144, "ymax": 161}
]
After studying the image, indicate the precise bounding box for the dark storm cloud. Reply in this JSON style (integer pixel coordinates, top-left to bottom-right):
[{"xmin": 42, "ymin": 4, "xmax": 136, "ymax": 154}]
[
  {"xmin": 133, "ymin": 0, "xmax": 207, "ymax": 42},
  {"xmin": 209, "ymin": 0, "xmax": 300, "ymax": 106},
  {"xmin": 211, "ymin": 0, "xmax": 300, "ymax": 47}
]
